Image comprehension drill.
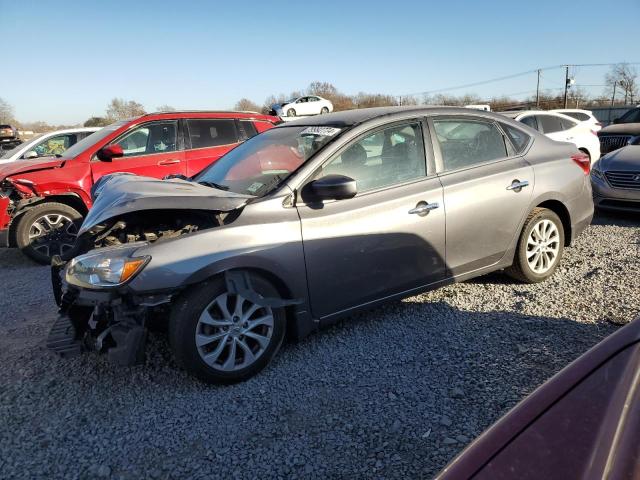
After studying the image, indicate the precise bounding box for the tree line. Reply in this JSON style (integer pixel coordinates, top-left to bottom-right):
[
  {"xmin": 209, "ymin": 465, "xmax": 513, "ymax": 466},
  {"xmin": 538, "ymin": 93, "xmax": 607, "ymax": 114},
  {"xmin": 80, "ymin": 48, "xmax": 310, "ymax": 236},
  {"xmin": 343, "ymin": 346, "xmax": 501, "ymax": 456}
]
[{"xmin": 1, "ymin": 63, "xmax": 637, "ymax": 133}]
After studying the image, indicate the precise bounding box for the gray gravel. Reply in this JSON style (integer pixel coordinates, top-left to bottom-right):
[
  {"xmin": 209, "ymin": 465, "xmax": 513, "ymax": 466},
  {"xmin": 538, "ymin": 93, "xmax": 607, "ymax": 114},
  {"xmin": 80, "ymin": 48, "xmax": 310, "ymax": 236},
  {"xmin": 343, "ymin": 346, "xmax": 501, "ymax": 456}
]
[{"xmin": 1, "ymin": 212, "xmax": 638, "ymax": 479}]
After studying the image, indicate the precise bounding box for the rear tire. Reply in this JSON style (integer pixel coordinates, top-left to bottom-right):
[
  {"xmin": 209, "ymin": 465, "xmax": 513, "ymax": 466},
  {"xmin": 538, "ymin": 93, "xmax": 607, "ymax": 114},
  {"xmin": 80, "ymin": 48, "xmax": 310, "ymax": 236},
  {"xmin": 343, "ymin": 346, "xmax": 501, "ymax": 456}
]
[
  {"xmin": 506, "ymin": 208, "xmax": 564, "ymax": 283},
  {"xmin": 169, "ymin": 274, "xmax": 286, "ymax": 384},
  {"xmin": 15, "ymin": 202, "xmax": 83, "ymax": 264}
]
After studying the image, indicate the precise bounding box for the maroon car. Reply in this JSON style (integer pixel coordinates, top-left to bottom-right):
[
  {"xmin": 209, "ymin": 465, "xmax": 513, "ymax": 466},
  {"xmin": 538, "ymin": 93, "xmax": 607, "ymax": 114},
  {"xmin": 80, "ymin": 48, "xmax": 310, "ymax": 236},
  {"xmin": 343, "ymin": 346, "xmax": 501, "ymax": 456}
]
[
  {"xmin": 437, "ymin": 316, "xmax": 640, "ymax": 479},
  {"xmin": 0, "ymin": 111, "xmax": 280, "ymax": 263}
]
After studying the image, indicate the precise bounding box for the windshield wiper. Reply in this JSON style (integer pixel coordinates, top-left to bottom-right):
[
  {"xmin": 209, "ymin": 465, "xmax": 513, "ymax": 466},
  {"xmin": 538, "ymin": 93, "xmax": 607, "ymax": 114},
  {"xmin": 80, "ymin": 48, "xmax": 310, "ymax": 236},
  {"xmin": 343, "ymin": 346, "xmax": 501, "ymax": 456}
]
[{"xmin": 198, "ymin": 180, "xmax": 229, "ymax": 191}]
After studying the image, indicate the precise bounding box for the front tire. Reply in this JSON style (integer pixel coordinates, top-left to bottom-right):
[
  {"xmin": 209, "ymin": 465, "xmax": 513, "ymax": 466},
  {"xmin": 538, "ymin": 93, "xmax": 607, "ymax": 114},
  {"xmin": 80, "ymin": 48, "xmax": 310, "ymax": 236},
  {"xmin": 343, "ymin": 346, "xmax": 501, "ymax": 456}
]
[
  {"xmin": 15, "ymin": 202, "xmax": 83, "ymax": 264},
  {"xmin": 320, "ymin": 107, "xmax": 329, "ymax": 114},
  {"xmin": 287, "ymin": 108, "xmax": 296, "ymax": 117},
  {"xmin": 169, "ymin": 274, "xmax": 286, "ymax": 384},
  {"xmin": 506, "ymin": 208, "xmax": 564, "ymax": 283}
]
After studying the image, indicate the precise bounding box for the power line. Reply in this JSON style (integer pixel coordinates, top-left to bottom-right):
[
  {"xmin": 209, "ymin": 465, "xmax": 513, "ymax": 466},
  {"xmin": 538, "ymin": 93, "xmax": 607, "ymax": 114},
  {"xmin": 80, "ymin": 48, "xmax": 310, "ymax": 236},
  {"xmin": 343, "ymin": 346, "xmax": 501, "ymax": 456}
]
[{"xmin": 398, "ymin": 62, "xmax": 640, "ymax": 98}]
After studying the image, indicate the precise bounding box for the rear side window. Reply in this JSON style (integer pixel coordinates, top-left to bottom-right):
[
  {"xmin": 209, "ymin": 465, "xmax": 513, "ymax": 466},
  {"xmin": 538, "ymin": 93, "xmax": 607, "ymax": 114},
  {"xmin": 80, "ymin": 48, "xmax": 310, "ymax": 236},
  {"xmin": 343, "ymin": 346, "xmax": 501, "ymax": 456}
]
[
  {"xmin": 500, "ymin": 123, "xmax": 530, "ymax": 154},
  {"xmin": 520, "ymin": 115, "xmax": 538, "ymax": 131},
  {"xmin": 537, "ymin": 115, "xmax": 564, "ymax": 134},
  {"xmin": 187, "ymin": 119, "xmax": 239, "ymax": 148},
  {"xmin": 434, "ymin": 119, "xmax": 508, "ymax": 171},
  {"xmin": 558, "ymin": 117, "xmax": 577, "ymax": 131},
  {"xmin": 562, "ymin": 112, "xmax": 590, "ymax": 121}
]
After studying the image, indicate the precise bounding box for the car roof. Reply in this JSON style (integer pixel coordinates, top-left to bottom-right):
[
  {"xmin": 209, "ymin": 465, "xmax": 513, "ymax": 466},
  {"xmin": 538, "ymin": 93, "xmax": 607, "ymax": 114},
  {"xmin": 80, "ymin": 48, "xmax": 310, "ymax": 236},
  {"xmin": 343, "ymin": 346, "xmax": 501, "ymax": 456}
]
[
  {"xmin": 499, "ymin": 110, "xmax": 578, "ymax": 122},
  {"xmin": 137, "ymin": 110, "xmax": 279, "ymax": 121},
  {"xmin": 280, "ymin": 106, "xmax": 509, "ymax": 128},
  {"xmin": 551, "ymin": 109, "xmax": 594, "ymax": 115},
  {"xmin": 38, "ymin": 127, "xmax": 102, "ymax": 135}
]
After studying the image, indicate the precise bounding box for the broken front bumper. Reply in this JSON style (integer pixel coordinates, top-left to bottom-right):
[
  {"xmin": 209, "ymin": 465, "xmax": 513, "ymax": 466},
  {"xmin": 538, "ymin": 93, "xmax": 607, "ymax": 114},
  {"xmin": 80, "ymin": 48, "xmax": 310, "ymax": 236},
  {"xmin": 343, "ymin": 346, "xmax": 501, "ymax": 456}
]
[{"xmin": 49, "ymin": 263, "xmax": 174, "ymax": 366}]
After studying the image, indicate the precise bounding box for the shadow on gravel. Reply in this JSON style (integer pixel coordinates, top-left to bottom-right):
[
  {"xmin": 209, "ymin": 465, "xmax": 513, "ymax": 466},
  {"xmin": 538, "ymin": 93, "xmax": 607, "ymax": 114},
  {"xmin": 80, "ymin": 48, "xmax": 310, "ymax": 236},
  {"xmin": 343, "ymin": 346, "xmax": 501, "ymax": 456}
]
[
  {"xmin": 592, "ymin": 210, "xmax": 640, "ymax": 228},
  {"xmin": 0, "ymin": 295, "xmax": 617, "ymax": 479}
]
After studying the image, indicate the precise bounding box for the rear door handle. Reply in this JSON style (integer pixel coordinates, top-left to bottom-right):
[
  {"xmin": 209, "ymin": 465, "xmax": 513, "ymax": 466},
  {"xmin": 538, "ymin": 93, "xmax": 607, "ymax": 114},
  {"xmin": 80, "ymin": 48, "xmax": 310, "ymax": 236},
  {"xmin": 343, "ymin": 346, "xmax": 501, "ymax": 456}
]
[
  {"xmin": 506, "ymin": 180, "xmax": 530, "ymax": 191},
  {"xmin": 409, "ymin": 201, "xmax": 440, "ymax": 216},
  {"xmin": 158, "ymin": 159, "xmax": 181, "ymax": 166}
]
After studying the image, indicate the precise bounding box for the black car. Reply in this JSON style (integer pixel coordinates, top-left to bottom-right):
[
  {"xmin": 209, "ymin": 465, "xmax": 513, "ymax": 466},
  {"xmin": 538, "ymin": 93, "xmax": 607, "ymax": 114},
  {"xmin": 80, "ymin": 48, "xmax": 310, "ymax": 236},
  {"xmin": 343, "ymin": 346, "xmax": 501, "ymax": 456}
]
[{"xmin": 598, "ymin": 107, "xmax": 640, "ymax": 155}]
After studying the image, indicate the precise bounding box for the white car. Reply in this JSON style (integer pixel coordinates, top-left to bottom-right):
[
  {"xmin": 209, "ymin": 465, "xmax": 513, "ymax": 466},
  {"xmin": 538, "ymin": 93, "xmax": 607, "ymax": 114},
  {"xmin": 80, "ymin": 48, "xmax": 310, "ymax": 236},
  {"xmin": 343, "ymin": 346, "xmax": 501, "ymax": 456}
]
[
  {"xmin": 273, "ymin": 96, "xmax": 333, "ymax": 117},
  {"xmin": 0, "ymin": 127, "xmax": 101, "ymax": 164},
  {"xmin": 501, "ymin": 111, "xmax": 600, "ymax": 162},
  {"xmin": 552, "ymin": 109, "xmax": 602, "ymax": 132}
]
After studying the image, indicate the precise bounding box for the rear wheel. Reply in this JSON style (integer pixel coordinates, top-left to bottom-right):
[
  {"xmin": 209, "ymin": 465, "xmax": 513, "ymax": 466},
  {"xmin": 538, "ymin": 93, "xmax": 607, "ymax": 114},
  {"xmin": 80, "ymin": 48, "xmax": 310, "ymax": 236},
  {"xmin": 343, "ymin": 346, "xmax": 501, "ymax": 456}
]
[
  {"xmin": 506, "ymin": 208, "xmax": 564, "ymax": 283},
  {"xmin": 15, "ymin": 202, "xmax": 83, "ymax": 264},
  {"xmin": 287, "ymin": 108, "xmax": 296, "ymax": 117},
  {"xmin": 169, "ymin": 274, "xmax": 286, "ymax": 384}
]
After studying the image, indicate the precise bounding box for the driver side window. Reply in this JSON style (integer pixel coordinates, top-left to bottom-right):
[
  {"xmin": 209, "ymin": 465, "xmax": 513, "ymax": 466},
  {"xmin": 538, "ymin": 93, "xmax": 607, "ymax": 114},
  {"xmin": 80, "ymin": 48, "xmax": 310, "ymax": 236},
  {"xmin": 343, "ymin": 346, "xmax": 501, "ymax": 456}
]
[
  {"xmin": 433, "ymin": 119, "xmax": 508, "ymax": 172},
  {"xmin": 317, "ymin": 122, "xmax": 426, "ymax": 193},
  {"xmin": 114, "ymin": 121, "xmax": 177, "ymax": 157}
]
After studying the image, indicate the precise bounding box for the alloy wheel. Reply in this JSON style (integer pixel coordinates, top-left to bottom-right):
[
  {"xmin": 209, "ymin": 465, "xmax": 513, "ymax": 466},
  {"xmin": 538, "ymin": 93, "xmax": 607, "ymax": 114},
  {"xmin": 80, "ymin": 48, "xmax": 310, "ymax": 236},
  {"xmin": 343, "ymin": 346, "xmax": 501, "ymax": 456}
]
[
  {"xmin": 526, "ymin": 219, "xmax": 560, "ymax": 274},
  {"xmin": 28, "ymin": 213, "xmax": 78, "ymax": 258},
  {"xmin": 195, "ymin": 292, "xmax": 274, "ymax": 371}
]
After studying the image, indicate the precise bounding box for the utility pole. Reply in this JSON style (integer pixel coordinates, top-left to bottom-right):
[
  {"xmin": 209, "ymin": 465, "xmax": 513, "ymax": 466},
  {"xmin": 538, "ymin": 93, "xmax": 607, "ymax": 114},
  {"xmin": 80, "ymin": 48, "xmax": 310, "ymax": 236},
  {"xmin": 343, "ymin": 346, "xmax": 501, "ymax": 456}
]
[
  {"xmin": 563, "ymin": 65, "xmax": 570, "ymax": 109},
  {"xmin": 535, "ymin": 69, "xmax": 541, "ymax": 108},
  {"xmin": 609, "ymin": 83, "xmax": 617, "ymax": 124}
]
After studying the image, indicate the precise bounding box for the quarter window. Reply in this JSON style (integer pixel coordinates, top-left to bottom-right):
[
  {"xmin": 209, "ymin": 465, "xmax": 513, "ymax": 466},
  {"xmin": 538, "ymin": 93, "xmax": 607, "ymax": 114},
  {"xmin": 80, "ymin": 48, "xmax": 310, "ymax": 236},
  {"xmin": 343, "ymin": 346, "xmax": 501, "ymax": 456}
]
[
  {"xmin": 433, "ymin": 119, "xmax": 508, "ymax": 171},
  {"xmin": 500, "ymin": 123, "xmax": 530, "ymax": 154},
  {"xmin": 114, "ymin": 121, "xmax": 178, "ymax": 157},
  {"xmin": 187, "ymin": 119, "xmax": 239, "ymax": 148},
  {"xmin": 520, "ymin": 115, "xmax": 539, "ymax": 131},
  {"xmin": 317, "ymin": 122, "xmax": 426, "ymax": 192}
]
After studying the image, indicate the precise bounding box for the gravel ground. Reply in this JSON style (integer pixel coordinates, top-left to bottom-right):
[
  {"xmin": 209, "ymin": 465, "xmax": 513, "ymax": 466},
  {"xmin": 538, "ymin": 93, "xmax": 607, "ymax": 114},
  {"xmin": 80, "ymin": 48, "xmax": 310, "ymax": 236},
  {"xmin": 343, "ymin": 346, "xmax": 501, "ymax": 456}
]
[{"xmin": 0, "ymin": 212, "xmax": 638, "ymax": 479}]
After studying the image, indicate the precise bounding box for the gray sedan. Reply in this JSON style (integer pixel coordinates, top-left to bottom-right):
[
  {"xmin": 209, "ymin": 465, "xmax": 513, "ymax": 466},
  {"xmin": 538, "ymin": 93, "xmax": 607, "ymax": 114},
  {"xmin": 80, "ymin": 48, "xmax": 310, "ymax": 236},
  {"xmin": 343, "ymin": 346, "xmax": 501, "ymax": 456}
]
[
  {"xmin": 591, "ymin": 145, "xmax": 640, "ymax": 212},
  {"xmin": 50, "ymin": 106, "xmax": 594, "ymax": 383}
]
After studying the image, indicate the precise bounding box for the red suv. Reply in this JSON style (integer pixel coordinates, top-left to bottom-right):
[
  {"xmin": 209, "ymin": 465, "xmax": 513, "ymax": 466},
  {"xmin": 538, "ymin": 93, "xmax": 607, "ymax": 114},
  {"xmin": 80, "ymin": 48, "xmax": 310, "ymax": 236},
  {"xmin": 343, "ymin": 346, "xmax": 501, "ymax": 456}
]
[{"xmin": 0, "ymin": 111, "xmax": 280, "ymax": 263}]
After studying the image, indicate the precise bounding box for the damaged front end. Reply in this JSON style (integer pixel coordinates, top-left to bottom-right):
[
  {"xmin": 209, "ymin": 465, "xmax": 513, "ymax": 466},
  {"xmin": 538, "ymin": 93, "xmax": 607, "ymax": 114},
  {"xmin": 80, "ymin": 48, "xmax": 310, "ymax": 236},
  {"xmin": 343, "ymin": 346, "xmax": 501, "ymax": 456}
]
[{"xmin": 48, "ymin": 174, "xmax": 255, "ymax": 366}]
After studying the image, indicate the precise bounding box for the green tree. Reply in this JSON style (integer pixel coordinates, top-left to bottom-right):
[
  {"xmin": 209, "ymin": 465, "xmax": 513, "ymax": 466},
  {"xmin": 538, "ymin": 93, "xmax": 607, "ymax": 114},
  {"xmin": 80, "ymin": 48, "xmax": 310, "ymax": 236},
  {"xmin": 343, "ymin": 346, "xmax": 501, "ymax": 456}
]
[{"xmin": 84, "ymin": 116, "xmax": 111, "ymax": 127}]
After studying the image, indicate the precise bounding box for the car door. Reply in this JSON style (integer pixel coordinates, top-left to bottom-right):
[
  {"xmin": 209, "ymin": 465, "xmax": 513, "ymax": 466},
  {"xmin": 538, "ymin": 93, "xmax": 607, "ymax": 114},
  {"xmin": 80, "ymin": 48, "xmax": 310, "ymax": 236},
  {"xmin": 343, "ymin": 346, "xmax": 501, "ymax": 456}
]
[
  {"xmin": 296, "ymin": 120, "xmax": 446, "ymax": 319},
  {"xmin": 91, "ymin": 120, "xmax": 185, "ymax": 181},
  {"xmin": 430, "ymin": 116, "xmax": 533, "ymax": 275},
  {"xmin": 184, "ymin": 118, "xmax": 242, "ymax": 176},
  {"xmin": 296, "ymin": 97, "xmax": 311, "ymax": 116}
]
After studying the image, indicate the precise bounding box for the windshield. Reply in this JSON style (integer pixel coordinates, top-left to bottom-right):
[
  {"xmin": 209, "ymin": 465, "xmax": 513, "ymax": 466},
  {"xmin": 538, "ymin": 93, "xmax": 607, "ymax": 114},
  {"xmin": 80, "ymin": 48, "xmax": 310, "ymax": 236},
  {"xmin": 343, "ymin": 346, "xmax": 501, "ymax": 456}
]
[
  {"xmin": 60, "ymin": 120, "xmax": 128, "ymax": 159},
  {"xmin": 619, "ymin": 108, "xmax": 640, "ymax": 124},
  {"xmin": 194, "ymin": 125, "xmax": 340, "ymax": 196},
  {"xmin": 0, "ymin": 134, "xmax": 44, "ymax": 159}
]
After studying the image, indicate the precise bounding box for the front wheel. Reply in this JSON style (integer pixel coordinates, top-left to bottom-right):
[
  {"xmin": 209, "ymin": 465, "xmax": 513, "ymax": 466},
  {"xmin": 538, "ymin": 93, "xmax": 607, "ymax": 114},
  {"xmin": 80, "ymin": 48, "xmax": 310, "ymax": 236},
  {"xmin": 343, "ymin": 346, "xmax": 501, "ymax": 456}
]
[
  {"xmin": 169, "ymin": 274, "xmax": 286, "ymax": 384},
  {"xmin": 320, "ymin": 107, "xmax": 329, "ymax": 114},
  {"xmin": 506, "ymin": 208, "xmax": 565, "ymax": 283},
  {"xmin": 15, "ymin": 202, "xmax": 83, "ymax": 264},
  {"xmin": 287, "ymin": 108, "xmax": 296, "ymax": 117}
]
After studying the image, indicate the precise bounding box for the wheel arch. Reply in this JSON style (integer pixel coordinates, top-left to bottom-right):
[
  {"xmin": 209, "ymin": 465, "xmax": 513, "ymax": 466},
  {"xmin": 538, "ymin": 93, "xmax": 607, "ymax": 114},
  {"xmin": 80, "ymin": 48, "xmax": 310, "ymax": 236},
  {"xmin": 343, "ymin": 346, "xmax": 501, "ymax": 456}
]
[{"xmin": 536, "ymin": 199, "xmax": 572, "ymax": 246}]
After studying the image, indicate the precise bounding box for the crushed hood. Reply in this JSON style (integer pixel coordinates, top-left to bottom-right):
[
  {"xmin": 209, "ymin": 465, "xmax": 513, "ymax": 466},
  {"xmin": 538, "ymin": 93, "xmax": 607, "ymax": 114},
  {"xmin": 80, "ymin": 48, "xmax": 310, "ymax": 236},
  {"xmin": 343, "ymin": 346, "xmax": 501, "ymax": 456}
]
[
  {"xmin": 0, "ymin": 156, "xmax": 64, "ymax": 179},
  {"xmin": 79, "ymin": 174, "xmax": 253, "ymax": 235},
  {"xmin": 599, "ymin": 145, "xmax": 640, "ymax": 171}
]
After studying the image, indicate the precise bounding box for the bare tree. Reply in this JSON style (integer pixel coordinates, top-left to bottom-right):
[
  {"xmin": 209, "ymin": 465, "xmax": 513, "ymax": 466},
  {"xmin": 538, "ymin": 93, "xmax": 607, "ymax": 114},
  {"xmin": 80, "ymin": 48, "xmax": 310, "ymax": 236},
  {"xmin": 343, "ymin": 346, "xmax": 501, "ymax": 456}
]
[
  {"xmin": 605, "ymin": 63, "xmax": 638, "ymax": 104},
  {"xmin": 0, "ymin": 97, "xmax": 15, "ymax": 124},
  {"xmin": 106, "ymin": 98, "xmax": 146, "ymax": 120},
  {"xmin": 156, "ymin": 104, "xmax": 176, "ymax": 112},
  {"xmin": 234, "ymin": 98, "xmax": 261, "ymax": 112},
  {"xmin": 84, "ymin": 116, "xmax": 111, "ymax": 127}
]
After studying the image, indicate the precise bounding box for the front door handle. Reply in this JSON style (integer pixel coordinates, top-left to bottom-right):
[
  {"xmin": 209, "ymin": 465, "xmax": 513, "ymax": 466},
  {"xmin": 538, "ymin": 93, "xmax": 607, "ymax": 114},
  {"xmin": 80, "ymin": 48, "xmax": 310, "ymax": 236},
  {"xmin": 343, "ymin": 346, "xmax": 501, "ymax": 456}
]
[
  {"xmin": 158, "ymin": 159, "xmax": 181, "ymax": 166},
  {"xmin": 409, "ymin": 201, "xmax": 440, "ymax": 216},
  {"xmin": 506, "ymin": 180, "xmax": 530, "ymax": 192}
]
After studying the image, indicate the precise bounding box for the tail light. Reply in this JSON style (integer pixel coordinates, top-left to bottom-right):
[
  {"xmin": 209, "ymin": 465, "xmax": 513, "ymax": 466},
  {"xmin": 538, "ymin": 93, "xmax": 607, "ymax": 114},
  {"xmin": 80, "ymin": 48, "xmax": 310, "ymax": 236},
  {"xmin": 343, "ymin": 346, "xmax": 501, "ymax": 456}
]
[{"xmin": 572, "ymin": 153, "xmax": 591, "ymax": 175}]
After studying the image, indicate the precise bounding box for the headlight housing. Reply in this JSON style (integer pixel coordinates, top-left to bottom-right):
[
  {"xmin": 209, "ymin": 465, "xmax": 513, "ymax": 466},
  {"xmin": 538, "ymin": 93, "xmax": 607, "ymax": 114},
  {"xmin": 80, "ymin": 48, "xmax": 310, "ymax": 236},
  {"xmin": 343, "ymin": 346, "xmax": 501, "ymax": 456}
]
[{"xmin": 65, "ymin": 247, "xmax": 150, "ymax": 289}]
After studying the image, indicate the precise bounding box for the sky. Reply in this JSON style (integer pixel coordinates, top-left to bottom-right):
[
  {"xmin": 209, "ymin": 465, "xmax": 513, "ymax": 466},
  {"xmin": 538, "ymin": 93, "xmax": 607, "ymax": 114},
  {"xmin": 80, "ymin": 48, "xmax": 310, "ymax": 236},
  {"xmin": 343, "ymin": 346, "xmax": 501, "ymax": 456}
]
[{"xmin": 1, "ymin": 0, "xmax": 639, "ymax": 124}]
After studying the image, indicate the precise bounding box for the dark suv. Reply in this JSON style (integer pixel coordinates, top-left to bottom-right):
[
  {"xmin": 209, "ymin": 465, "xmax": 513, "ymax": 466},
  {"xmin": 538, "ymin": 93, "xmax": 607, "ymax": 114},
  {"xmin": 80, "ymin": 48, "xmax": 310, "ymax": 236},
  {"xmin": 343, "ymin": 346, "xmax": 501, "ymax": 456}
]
[
  {"xmin": 0, "ymin": 124, "xmax": 20, "ymax": 149},
  {"xmin": 598, "ymin": 107, "xmax": 640, "ymax": 154},
  {"xmin": 0, "ymin": 111, "xmax": 280, "ymax": 263}
]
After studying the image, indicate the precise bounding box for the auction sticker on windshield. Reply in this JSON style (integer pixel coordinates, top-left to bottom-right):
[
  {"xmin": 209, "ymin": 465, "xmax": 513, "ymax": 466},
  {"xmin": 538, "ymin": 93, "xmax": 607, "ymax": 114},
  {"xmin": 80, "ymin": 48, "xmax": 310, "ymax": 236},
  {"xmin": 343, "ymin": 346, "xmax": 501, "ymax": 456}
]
[{"xmin": 301, "ymin": 126, "xmax": 341, "ymax": 136}]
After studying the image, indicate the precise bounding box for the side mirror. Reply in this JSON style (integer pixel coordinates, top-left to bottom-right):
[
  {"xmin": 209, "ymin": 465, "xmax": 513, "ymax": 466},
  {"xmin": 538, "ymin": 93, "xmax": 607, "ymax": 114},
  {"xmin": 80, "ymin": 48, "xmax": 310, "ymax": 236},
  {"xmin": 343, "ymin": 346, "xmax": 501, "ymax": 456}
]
[
  {"xmin": 23, "ymin": 150, "xmax": 38, "ymax": 159},
  {"xmin": 96, "ymin": 144, "xmax": 124, "ymax": 162},
  {"xmin": 305, "ymin": 174, "xmax": 357, "ymax": 201}
]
